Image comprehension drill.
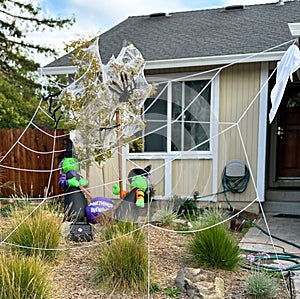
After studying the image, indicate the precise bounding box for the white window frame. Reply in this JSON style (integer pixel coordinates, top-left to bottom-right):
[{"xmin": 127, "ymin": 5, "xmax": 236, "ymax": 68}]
[
  {"xmin": 128, "ymin": 71, "xmax": 219, "ymax": 159},
  {"xmin": 125, "ymin": 71, "xmax": 220, "ymax": 198}
]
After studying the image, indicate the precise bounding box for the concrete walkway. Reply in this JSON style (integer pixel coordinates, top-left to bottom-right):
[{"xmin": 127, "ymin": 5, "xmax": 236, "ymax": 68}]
[{"xmin": 240, "ymin": 213, "xmax": 300, "ymax": 298}]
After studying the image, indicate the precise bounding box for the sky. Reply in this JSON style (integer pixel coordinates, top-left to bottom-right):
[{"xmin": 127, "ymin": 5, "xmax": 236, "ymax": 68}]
[{"xmin": 31, "ymin": 0, "xmax": 279, "ymax": 66}]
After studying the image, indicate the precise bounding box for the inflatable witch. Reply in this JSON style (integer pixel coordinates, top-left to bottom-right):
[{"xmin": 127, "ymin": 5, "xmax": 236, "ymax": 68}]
[
  {"xmin": 127, "ymin": 164, "xmax": 152, "ymax": 203},
  {"xmin": 58, "ymin": 139, "xmax": 93, "ymax": 241},
  {"xmin": 113, "ymin": 165, "xmax": 152, "ymax": 222},
  {"xmin": 58, "ymin": 156, "xmax": 88, "ymax": 222}
]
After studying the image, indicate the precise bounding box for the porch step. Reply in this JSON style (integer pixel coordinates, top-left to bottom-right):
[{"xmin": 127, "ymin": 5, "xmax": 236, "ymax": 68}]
[
  {"xmin": 262, "ymin": 201, "xmax": 300, "ymax": 214},
  {"xmin": 265, "ymin": 189, "xmax": 300, "ymax": 202}
]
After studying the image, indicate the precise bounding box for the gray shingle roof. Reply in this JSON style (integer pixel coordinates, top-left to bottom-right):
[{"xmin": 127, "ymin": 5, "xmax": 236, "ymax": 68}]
[{"xmin": 44, "ymin": 2, "xmax": 300, "ymax": 68}]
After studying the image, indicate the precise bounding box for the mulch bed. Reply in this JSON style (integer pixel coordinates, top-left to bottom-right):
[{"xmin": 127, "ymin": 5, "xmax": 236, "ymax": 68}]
[{"xmin": 48, "ymin": 224, "xmax": 291, "ymax": 299}]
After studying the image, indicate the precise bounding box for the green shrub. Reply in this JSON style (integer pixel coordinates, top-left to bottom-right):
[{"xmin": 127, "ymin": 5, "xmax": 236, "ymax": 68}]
[
  {"xmin": 5, "ymin": 205, "xmax": 61, "ymax": 260},
  {"xmin": 150, "ymin": 282, "xmax": 161, "ymax": 292},
  {"xmin": 0, "ymin": 253, "xmax": 50, "ymax": 299},
  {"xmin": 174, "ymin": 196, "xmax": 200, "ymax": 221},
  {"xmin": 188, "ymin": 222, "xmax": 240, "ymax": 270},
  {"xmin": 245, "ymin": 271, "xmax": 277, "ymax": 298},
  {"xmin": 164, "ymin": 286, "xmax": 181, "ymax": 297},
  {"xmin": 0, "ymin": 205, "xmax": 12, "ymax": 217},
  {"xmin": 94, "ymin": 225, "xmax": 150, "ymax": 292}
]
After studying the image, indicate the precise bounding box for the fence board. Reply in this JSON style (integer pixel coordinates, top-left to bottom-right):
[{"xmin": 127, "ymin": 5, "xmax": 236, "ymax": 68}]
[{"xmin": 0, "ymin": 129, "xmax": 69, "ymax": 198}]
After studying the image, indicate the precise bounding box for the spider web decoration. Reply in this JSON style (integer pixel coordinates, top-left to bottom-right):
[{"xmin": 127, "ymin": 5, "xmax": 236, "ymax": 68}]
[
  {"xmin": 103, "ymin": 44, "xmax": 152, "ymax": 109},
  {"xmin": 60, "ymin": 38, "xmax": 152, "ymax": 163},
  {"xmin": 0, "ymin": 38, "xmax": 298, "ymax": 299}
]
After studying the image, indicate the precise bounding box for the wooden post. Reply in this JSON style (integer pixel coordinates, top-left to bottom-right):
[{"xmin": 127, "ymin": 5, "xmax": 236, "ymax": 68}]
[
  {"xmin": 116, "ymin": 108, "xmax": 123, "ymax": 199},
  {"xmin": 79, "ymin": 185, "xmax": 93, "ymax": 204}
]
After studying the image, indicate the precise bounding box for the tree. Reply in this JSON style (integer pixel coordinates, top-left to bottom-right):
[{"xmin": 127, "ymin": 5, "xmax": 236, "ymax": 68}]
[
  {"xmin": 0, "ymin": 77, "xmax": 35, "ymax": 128},
  {"xmin": 0, "ymin": 0, "xmax": 74, "ymax": 97},
  {"xmin": 59, "ymin": 36, "xmax": 153, "ymax": 188}
]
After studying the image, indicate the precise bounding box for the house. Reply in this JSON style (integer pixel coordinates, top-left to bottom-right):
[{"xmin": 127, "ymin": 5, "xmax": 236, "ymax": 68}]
[{"xmin": 41, "ymin": 1, "xmax": 300, "ymax": 214}]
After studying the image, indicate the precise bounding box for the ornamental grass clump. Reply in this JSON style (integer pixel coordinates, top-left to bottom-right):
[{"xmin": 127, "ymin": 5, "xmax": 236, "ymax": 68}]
[
  {"xmin": 94, "ymin": 221, "xmax": 150, "ymax": 292},
  {"xmin": 245, "ymin": 271, "xmax": 277, "ymax": 298},
  {"xmin": 151, "ymin": 199, "xmax": 178, "ymax": 226},
  {"xmin": 199, "ymin": 207, "xmax": 231, "ymax": 228},
  {"xmin": 0, "ymin": 253, "xmax": 50, "ymax": 299},
  {"xmin": 102, "ymin": 220, "xmax": 140, "ymax": 241},
  {"xmin": 5, "ymin": 205, "xmax": 61, "ymax": 260},
  {"xmin": 187, "ymin": 219, "xmax": 240, "ymax": 270}
]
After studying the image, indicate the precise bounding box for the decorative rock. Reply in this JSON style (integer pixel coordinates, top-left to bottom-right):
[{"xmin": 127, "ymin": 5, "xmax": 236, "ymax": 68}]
[
  {"xmin": 60, "ymin": 221, "xmax": 72, "ymax": 238},
  {"xmin": 173, "ymin": 218, "xmax": 193, "ymax": 228},
  {"xmin": 175, "ymin": 268, "xmax": 225, "ymax": 299}
]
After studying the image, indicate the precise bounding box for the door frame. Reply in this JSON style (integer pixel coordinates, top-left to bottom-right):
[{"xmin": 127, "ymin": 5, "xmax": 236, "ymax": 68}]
[
  {"xmin": 266, "ymin": 71, "xmax": 300, "ymax": 188},
  {"xmin": 257, "ymin": 62, "xmax": 269, "ymax": 202}
]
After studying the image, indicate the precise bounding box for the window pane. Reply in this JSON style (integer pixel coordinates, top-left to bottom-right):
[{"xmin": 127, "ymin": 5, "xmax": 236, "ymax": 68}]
[
  {"xmin": 130, "ymin": 84, "xmax": 168, "ymax": 152},
  {"xmin": 172, "ymin": 82, "xmax": 183, "ymax": 120},
  {"xmin": 145, "ymin": 121, "xmax": 167, "ymax": 152},
  {"xmin": 171, "ymin": 81, "xmax": 183, "ymax": 150},
  {"xmin": 144, "ymin": 85, "xmax": 167, "ymax": 151},
  {"xmin": 171, "ymin": 121, "xmax": 182, "ymax": 151},
  {"xmin": 172, "ymin": 80, "xmax": 211, "ymax": 151}
]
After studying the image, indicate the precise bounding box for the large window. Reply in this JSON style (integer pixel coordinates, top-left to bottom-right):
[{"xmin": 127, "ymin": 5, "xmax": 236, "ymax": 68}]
[{"xmin": 130, "ymin": 79, "xmax": 212, "ymax": 154}]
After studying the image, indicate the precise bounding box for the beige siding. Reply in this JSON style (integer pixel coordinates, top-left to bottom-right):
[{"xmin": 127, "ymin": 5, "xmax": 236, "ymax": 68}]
[
  {"xmin": 88, "ymin": 62, "xmax": 262, "ymax": 213},
  {"xmin": 172, "ymin": 159, "xmax": 213, "ymax": 197},
  {"xmin": 88, "ymin": 154, "xmax": 119, "ymax": 198},
  {"xmin": 218, "ymin": 62, "xmax": 260, "ymax": 206}
]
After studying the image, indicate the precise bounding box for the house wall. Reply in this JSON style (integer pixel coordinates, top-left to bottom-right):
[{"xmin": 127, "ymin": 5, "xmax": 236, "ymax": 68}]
[
  {"xmin": 172, "ymin": 159, "xmax": 213, "ymax": 197},
  {"xmin": 218, "ymin": 62, "xmax": 261, "ymax": 212},
  {"xmin": 84, "ymin": 154, "xmax": 119, "ymax": 199},
  {"xmin": 88, "ymin": 62, "xmax": 262, "ymax": 213}
]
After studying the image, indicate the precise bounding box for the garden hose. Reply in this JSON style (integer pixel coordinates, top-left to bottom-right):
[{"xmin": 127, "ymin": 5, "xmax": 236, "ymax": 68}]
[
  {"xmin": 194, "ymin": 162, "xmax": 300, "ymax": 274},
  {"xmin": 219, "ymin": 164, "xmax": 300, "ymax": 274},
  {"xmin": 193, "ymin": 164, "xmax": 250, "ymax": 203},
  {"xmin": 239, "ymin": 220, "xmax": 300, "ymax": 273},
  {"xmin": 225, "ymin": 195, "xmax": 300, "ymax": 273},
  {"xmin": 221, "ymin": 164, "xmax": 250, "ymax": 211},
  {"xmin": 240, "ymin": 248, "xmax": 300, "ymax": 272}
]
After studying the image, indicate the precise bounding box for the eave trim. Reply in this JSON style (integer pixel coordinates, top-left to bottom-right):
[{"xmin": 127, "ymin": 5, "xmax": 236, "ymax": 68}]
[{"xmin": 39, "ymin": 51, "xmax": 285, "ymax": 75}]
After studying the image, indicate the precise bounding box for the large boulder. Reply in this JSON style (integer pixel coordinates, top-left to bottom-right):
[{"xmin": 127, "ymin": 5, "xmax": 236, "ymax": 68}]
[{"xmin": 175, "ymin": 268, "xmax": 224, "ymax": 299}]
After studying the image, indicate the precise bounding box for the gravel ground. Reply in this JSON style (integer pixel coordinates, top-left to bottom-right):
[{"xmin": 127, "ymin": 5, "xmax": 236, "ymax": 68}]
[{"xmin": 48, "ymin": 224, "xmax": 291, "ymax": 299}]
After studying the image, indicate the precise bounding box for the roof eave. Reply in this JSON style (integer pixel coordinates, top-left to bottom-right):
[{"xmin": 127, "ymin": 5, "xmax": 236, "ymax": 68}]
[
  {"xmin": 39, "ymin": 51, "xmax": 285, "ymax": 75},
  {"xmin": 146, "ymin": 51, "xmax": 285, "ymax": 69},
  {"xmin": 38, "ymin": 65, "xmax": 77, "ymax": 76}
]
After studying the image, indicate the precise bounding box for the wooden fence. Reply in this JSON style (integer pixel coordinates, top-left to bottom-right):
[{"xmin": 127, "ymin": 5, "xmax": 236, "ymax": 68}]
[{"xmin": 0, "ymin": 129, "xmax": 69, "ymax": 198}]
